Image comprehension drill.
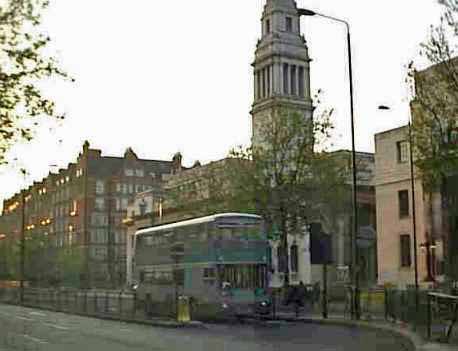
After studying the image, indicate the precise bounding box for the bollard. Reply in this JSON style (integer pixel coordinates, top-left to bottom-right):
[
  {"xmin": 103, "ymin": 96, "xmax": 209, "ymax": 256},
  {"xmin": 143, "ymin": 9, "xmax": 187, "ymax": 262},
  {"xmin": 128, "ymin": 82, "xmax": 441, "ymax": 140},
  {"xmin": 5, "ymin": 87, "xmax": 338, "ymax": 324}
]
[{"xmin": 177, "ymin": 296, "xmax": 190, "ymax": 322}]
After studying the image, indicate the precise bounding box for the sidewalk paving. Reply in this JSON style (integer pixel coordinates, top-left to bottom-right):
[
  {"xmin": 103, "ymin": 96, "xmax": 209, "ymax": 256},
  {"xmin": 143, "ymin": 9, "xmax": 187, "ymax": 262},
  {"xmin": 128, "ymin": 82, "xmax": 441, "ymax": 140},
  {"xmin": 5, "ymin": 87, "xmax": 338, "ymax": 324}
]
[{"xmin": 236, "ymin": 309, "xmax": 457, "ymax": 351}]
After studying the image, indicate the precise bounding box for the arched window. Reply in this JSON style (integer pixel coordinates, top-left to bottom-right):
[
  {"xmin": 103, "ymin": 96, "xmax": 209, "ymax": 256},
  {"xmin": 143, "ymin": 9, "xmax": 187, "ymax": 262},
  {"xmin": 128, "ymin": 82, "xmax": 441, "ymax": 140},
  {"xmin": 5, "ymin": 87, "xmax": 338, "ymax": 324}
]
[
  {"xmin": 277, "ymin": 246, "xmax": 286, "ymax": 273},
  {"xmin": 267, "ymin": 245, "xmax": 273, "ymax": 271}
]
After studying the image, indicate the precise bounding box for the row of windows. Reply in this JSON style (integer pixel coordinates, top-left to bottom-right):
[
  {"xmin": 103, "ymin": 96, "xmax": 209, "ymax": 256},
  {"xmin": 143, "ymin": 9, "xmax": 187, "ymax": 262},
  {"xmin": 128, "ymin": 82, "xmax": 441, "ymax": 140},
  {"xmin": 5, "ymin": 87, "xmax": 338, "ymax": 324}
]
[
  {"xmin": 124, "ymin": 169, "xmax": 145, "ymax": 177},
  {"xmin": 90, "ymin": 229, "xmax": 125, "ymax": 244},
  {"xmin": 51, "ymin": 200, "xmax": 78, "ymax": 218},
  {"xmin": 137, "ymin": 225, "xmax": 264, "ymax": 249},
  {"xmin": 51, "ymin": 219, "xmax": 76, "ymax": 234},
  {"xmin": 115, "ymin": 183, "xmax": 152, "ymax": 195},
  {"xmin": 97, "ymin": 180, "xmax": 152, "ymax": 195},
  {"xmin": 219, "ymin": 264, "xmax": 267, "ymax": 289},
  {"xmin": 91, "ymin": 214, "xmax": 125, "ymax": 227},
  {"xmin": 139, "ymin": 269, "xmax": 182, "ymax": 285},
  {"xmin": 94, "ymin": 197, "xmax": 133, "ymax": 212}
]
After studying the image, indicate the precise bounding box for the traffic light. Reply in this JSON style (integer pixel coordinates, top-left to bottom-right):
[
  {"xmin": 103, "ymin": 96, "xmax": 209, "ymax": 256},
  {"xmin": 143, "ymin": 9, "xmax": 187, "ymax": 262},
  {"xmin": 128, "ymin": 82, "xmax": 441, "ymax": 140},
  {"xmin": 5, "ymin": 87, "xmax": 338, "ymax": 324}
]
[{"xmin": 309, "ymin": 222, "xmax": 333, "ymax": 265}]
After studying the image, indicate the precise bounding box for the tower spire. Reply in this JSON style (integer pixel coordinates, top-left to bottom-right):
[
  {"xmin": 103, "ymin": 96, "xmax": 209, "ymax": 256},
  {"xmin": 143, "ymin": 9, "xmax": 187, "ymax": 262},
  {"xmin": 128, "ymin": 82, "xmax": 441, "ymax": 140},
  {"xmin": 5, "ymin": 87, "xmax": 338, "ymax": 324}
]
[{"xmin": 251, "ymin": 0, "xmax": 313, "ymax": 146}]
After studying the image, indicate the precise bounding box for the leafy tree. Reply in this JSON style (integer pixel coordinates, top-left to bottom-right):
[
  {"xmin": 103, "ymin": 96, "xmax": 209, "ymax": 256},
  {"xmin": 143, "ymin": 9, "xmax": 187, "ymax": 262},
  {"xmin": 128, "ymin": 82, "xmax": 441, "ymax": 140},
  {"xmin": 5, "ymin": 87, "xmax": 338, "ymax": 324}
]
[
  {"xmin": 409, "ymin": 0, "xmax": 458, "ymax": 283},
  {"xmin": 57, "ymin": 247, "xmax": 84, "ymax": 288},
  {"xmin": 224, "ymin": 106, "xmax": 347, "ymax": 286},
  {"xmin": 0, "ymin": 0, "xmax": 70, "ymax": 165},
  {"xmin": 409, "ymin": 0, "xmax": 458, "ymax": 189}
]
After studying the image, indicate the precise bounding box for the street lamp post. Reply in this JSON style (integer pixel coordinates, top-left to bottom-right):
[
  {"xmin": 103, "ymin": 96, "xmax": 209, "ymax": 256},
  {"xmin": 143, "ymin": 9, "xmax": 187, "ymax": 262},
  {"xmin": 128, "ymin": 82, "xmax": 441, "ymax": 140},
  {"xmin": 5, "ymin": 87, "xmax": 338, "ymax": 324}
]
[
  {"xmin": 19, "ymin": 190, "xmax": 25, "ymax": 305},
  {"xmin": 378, "ymin": 105, "xmax": 420, "ymax": 316},
  {"xmin": 299, "ymin": 8, "xmax": 360, "ymax": 320}
]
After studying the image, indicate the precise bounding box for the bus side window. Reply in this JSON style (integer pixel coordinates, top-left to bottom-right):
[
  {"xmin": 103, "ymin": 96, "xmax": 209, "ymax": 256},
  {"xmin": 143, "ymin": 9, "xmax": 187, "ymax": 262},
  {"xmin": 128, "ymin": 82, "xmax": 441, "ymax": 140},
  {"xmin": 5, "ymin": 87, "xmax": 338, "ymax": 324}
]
[
  {"xmin": 220, "ymin": 228, "xmax": 232, "ymax": 240},
  {"xmin": 203, "ymin": 267, "xmax": 215, "ymax": 279}
]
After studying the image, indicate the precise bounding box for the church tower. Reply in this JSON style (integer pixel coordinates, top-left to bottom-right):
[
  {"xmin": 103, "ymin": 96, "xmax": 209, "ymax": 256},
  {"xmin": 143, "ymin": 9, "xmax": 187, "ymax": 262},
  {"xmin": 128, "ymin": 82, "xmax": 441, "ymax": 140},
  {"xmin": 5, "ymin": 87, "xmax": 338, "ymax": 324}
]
[{"xmin": 251, "ymin": 0, "xmax": 313, "ymax": 146}]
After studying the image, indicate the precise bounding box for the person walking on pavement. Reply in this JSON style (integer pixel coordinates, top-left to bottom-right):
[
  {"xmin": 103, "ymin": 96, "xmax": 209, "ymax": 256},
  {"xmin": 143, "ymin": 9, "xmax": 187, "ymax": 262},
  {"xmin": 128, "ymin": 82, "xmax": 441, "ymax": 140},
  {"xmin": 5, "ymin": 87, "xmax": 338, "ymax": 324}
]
[
  {"xmin": 293, "ymin": 281, "xmax": 307, "ymax": 317},
  {"xmin": 311, "ymin": 282, "xmax": 321, "ymax": 312}
]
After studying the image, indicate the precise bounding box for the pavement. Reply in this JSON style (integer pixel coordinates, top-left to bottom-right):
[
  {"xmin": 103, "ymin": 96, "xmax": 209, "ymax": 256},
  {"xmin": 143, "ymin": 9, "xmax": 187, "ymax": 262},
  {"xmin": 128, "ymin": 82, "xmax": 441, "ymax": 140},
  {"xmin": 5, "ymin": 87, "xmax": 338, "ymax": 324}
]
[
  {"xmin": 0, "ymin": 303, "xmax": 415, "ymax": 351},
  {"xmin": 238, "ymin": 309, "xmax": 458, "ymax": 351}
]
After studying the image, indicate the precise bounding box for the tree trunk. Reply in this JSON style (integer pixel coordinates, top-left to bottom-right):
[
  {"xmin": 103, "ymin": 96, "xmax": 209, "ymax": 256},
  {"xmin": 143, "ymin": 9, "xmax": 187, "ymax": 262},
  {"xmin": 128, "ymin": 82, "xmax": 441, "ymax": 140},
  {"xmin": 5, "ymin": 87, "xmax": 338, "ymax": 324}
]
[{"xmin": 280, "ymin": 206, "xmax": 290, "ymax": 287}]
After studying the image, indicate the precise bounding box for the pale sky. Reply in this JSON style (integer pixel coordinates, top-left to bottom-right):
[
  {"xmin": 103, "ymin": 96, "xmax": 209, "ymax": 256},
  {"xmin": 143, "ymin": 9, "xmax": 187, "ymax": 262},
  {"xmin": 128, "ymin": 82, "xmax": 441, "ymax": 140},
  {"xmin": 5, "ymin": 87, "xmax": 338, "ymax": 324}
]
[{"xmin": 0, "ymin": 0, "xmax": 444, "ymax": 203}]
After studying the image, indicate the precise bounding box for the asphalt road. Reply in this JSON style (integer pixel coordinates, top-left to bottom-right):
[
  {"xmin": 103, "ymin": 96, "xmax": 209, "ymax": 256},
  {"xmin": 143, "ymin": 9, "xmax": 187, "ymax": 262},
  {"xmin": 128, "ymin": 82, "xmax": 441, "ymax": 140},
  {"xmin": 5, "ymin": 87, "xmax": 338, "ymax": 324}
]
[{"xmin": 0, "ymin": 304, "xmax": 411, "ymax": 351}]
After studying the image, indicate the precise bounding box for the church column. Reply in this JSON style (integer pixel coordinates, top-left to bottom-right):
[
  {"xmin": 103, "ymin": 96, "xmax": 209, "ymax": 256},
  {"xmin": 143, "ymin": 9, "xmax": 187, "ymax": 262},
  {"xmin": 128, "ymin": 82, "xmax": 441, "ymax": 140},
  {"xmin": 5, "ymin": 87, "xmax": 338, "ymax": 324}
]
[
  {"xmin": 305, "ymin": 63, "xmax": 311, "ymax": 100},
  {"xmin": 258, "ymin": 70, "xmax": 262, "ymax": 99},
  {"xmin": 258, "ymin": 70, "xmax": 262, "ymax": 100},
  {"xmin": 264, "ymin": 67, "xmax": 268, "ymax": 98},
  {"xmin": 298, "ymin": 66, "xmax": 304, "ymax": 97},
  {"xmin": 270, "ymin": 64, "xmax": 274, "ymax": 96},
  {"xmin": 266, "ymin": 65, "xmax": 270, "ymax": 97},
  {"xmin": 254, "ymin": 71, "xmax": 258, "ymax": 100},
  {"xmin": 274, "ymin": 61, "xmax": 281, "ymax": 95},
  {"xmin": 290, "ymin": 65, "xmax": 297, "ymax": 95},
  {"xmin": 283, "ymin": 62, "xmax": 289, "ymax": 95}
]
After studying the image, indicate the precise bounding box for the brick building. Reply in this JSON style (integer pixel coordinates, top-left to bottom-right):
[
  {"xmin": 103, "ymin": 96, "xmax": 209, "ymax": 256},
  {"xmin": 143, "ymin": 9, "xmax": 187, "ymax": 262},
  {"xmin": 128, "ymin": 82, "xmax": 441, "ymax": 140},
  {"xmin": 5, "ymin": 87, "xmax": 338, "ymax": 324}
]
[{"xmin": 0, "ymin": 142, "xmax": 178, "ymax": 288}]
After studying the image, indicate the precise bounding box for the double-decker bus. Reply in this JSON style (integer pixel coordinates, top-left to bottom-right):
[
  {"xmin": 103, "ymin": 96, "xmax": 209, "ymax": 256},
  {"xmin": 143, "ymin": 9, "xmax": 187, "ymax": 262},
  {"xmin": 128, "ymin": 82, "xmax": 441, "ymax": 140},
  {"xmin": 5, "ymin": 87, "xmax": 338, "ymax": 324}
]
[{"xmin": 133, "ymin": 213, "xmax": 270, "ymax": 319}]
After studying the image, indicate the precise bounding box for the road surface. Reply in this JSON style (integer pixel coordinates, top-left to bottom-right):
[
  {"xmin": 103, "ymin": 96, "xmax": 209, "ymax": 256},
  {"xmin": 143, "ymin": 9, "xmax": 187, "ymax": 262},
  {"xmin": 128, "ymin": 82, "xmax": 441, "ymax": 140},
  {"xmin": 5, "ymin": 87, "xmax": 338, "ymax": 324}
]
[{"xmin": 0, "ymin": 304, "xmax": 411, "ymax": 351}]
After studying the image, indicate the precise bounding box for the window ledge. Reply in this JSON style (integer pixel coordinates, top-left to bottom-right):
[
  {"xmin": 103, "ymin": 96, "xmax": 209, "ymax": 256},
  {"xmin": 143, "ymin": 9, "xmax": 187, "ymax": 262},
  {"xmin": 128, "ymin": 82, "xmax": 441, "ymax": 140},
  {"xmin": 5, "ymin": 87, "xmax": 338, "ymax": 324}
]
[
  {"xmin": 399, "ymin": 216, "xmax": 411, "ymax": 220},
  {"xmin": 399, "ymin": 267, "xmax": 412, "ymax": 271}
]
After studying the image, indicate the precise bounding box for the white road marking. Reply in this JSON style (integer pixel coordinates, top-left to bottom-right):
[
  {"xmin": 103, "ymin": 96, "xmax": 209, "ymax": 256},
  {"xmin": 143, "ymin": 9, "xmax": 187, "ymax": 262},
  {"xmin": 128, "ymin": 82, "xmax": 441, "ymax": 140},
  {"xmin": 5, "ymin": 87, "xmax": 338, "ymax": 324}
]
[
  {"xmin": 23, "ymin": 334, "xmax": 49, "ymax": 344},
  {"xmin": 44, "ymin": 322, "xmax": 70, "ymax": 330},
  {"xmin": 16, "ymin": 316, "xmax": 34, "ymax": 321},
  {"xmin": 29, "ymin": 311, "xmax": 47, "ymax": 317}
]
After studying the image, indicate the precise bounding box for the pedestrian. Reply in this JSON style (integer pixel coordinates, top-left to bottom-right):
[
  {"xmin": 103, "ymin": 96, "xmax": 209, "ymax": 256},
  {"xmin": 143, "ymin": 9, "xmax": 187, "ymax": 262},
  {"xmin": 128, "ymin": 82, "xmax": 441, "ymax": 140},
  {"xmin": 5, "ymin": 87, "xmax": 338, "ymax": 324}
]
[
  {"xmin": 296, "ymin": 281, "xmax": 306, "ymax": 307},
  {"xmin": 145, "ymin": 293, "xmax": 153, "ymax": 318},
  {"xmin": 284, "ymin": 284, "xmax": 297, "ymax": 306},
  {"xmin": 311, "ymin": 282, "xmax": 320, "ymax": 310},
  {"xmin": 290, "ymin": 282, "xmax": 306, "ymax": 317}
]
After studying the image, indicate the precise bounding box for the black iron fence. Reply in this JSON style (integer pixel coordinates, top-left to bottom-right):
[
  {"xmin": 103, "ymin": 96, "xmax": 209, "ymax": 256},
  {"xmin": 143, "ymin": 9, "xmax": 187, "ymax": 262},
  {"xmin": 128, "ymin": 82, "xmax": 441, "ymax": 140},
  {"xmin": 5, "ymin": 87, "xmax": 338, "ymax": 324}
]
[{"xmin": 0, "ymin": 285, "xmax": 456, "ymax": 343}]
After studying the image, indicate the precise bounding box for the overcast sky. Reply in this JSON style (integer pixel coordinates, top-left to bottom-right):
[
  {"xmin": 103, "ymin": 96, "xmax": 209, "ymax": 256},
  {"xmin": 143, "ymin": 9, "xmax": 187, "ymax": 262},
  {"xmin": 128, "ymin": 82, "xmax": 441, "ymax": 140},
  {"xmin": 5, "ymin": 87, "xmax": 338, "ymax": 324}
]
[{"xmin": 0, "ymin": 0, "xmax": 444, "ymax": 203}]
